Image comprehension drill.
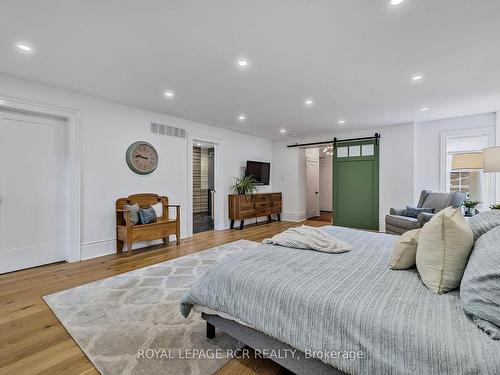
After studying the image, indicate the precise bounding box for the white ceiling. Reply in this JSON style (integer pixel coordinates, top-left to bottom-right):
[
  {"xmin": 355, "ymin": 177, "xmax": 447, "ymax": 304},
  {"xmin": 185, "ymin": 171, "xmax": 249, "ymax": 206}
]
[{"xmin": 0, "ymin": 0, "xmax": 499, "ymax": 139}]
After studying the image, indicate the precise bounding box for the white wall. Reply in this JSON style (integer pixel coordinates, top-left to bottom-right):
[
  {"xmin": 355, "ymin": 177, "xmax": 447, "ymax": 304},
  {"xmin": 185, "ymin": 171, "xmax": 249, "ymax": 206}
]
[
  {"xmin": 414, "ymin": 113, "xmax": 496, "ymax": 202},
  {"xmin": 271, "ymin": 140, "xmax": 306, "ymax": 221},
  {"xmin": 496, "ymin": 112, "xmax": 500, "ymax": 202},
  {"xmin": 273, "ymin": 123, "xmax": 415, "ymax": 230},
  {"xmin": 0, "ymin": 74, "xmax": 272, "ymax": 260},
  {"xmin": 319, "ymin": 156, "xmax": 332, "ymax": 211}
]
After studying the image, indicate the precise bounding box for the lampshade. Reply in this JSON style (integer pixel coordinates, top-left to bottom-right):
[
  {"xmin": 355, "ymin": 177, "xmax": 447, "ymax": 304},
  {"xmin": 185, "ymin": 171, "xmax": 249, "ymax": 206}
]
[
  {"xmin": 482, "ymin": 146, "xmax": 500, "ymax": 172},
  {"xmin": 451, "ymin": 152, "xmax": 483, "ymax": 170}
]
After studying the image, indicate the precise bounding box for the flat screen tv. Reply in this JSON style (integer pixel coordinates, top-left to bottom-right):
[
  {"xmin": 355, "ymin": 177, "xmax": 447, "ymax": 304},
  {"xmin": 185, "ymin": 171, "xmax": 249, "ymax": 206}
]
[{"xmin": 245, "ymin": 161, "xmax": 270, "ymax": 185}]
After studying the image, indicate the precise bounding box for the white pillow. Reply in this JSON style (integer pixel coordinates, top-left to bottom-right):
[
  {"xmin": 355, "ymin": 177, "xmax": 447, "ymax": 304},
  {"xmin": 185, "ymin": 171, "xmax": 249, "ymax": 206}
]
[
  {"xmin": 389, "ymin": 229, "xmax": 420, "ymax": 270},
  {"xmin": 152, "ymin": 202, "xmax": 163, "ymax": 218},
  {"xmin": 416, "ymin": 207, "xmax": 474, "ymax": 294}
]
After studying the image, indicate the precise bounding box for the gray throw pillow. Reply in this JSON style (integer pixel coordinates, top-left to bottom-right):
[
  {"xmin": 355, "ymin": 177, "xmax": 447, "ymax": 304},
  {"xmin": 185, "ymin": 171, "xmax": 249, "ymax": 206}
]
[
  {"xmin": 468, "ymin": 210, "xmax": 500, "ymax": 241},
  {"xmin": 403, "ymin": 206, "xmax": 434, "ymax": 218},
  {"xmin": 123, "ymin": 203, "xmax": 140, "ymax": 225},
  {"xmin": 139, "ymin": 206, "xmax": 157, "ymax": 224},
  {"xmin": 460, "ymin": 226, "xmax": 500, "ymax": 340}
]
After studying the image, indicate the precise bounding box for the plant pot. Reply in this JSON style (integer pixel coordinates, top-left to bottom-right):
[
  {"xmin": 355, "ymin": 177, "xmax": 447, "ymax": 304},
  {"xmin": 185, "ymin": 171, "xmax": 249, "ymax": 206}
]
[{"xmin": 464, "ymin": 207, "xmax": 476, "ymax": 217}]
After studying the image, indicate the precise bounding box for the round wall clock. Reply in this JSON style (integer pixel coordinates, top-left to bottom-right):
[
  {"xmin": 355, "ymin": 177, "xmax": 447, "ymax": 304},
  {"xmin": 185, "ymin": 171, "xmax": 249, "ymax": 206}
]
[{"xmin": 125, "ymin": 141, "xmax": 159, "ymax": 175}]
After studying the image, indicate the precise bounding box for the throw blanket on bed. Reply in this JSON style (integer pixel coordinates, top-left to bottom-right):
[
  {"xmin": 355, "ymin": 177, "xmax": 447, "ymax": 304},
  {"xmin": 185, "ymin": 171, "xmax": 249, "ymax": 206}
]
[
  {"xmin": 261, "ymin": 225, "xmax": 352, "ymax": 253},
  {"xmin": 181, "ymin": 226, "xmax": 500, "ymax": 375}
]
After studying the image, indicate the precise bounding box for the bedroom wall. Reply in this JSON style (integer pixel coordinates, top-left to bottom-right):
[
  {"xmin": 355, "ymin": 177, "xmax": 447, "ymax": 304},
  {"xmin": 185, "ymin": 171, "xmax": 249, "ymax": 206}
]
[
  {"xmin": 414, "ymin": 113, "xmax": 496, "ymax": 203},
  {"xmin": 273, "ymin": 123, "xmax": 415, "ymax": 231},
  {"xmin": 0, "ymin": 74, "xmax": 272, "ymax": 260}
]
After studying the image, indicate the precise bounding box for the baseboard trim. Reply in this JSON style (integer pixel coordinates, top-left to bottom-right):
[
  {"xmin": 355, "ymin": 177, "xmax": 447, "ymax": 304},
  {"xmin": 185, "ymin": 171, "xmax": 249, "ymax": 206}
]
[
  {"xmin": 281, "ymin": 211, "xmax": 307, "ymax": 222},
  {"xmin": 80, "ymin": 226, "xmax": 189, "ymax": 260}
]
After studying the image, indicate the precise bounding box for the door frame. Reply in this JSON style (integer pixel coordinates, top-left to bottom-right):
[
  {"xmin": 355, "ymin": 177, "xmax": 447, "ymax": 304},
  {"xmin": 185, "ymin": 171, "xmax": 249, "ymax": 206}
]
[
  {"xmin": 333, "ymin": 139, "xmax": 379, "ymax": 230},
  {"xmin": 186, "ymin": 132, "xmax": 221, "ymax": 237},
  {"xmin": 0, "ymin": 96, "xmax": 82, "ymax": 262}
]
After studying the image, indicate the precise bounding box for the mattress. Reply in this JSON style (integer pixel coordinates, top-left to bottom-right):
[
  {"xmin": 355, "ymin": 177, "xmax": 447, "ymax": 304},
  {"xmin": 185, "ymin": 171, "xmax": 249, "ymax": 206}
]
[{"xmin": 181, "ymin": 226, "xmax": 500, "ymax": 374}]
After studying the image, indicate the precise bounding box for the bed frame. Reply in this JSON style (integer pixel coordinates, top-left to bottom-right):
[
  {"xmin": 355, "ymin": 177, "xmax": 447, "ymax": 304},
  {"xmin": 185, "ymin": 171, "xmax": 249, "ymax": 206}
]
[{"xmin": 203, "ymin": 313, "xmax": 346, "ymax": 375}]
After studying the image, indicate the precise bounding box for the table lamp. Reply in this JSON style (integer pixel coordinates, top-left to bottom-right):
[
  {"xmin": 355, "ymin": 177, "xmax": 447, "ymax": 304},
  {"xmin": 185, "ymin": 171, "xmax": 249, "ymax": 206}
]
[
  {"xmin": 451, "ymin": 152, "xmax": 483, "ymax": 204},
  {"xmin": 482, "ymin": 146, "xmax": 500, "ymax": 172}
]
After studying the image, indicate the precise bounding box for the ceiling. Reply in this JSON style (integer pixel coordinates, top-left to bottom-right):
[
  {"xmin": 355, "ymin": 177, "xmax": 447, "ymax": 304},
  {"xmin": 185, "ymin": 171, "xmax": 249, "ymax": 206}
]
[{"xmin": 0, "ymin": 0, "xmax": 499, "ymax": 139}]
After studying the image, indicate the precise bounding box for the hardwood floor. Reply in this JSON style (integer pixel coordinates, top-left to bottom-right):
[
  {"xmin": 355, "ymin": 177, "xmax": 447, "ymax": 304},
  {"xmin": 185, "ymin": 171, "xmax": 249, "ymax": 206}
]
[{"xmin": 0, "ymin": 220, "xmax": 325, "ymax": 375}]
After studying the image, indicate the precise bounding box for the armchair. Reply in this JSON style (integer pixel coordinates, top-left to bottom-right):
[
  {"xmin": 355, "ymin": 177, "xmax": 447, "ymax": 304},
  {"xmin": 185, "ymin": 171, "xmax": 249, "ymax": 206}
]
[{"xmin": 385, "ymin": 190, "xmax": 466, "ymax": 235}]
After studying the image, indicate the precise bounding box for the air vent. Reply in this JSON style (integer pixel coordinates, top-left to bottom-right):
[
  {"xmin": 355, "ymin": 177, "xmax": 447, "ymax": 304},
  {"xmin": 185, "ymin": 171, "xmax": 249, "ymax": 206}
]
[{"xmin": 151, "ymin": 122, "xmax": 186, "ymax": 139}]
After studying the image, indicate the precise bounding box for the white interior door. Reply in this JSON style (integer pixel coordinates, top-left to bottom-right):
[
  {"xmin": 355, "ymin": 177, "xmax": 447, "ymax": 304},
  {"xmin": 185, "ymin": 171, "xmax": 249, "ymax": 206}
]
[
  {"xmin": 306, "ymin": 151, "xmax": 320, "ymax": 218},
  {"xmin": 0, "ymin": 111, "xmax": 66, "ymax": 274}
]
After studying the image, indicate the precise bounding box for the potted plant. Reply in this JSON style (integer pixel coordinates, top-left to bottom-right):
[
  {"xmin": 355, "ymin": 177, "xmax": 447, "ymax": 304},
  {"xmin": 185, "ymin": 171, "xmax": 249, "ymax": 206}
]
[
  {"xmin": 490, "ymin": 204, "xmax": 500, "ymax": 210},
  {"xmin": 463, "ymin": 199, "xmax": 480, "ymax": 217},
  {"xmin": 230, "ymin": 176, "xmax": 258, "ymax": 195}
]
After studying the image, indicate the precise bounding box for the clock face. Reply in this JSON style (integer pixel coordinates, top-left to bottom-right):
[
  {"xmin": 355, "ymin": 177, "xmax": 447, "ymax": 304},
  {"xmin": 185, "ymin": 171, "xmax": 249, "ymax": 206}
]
[{"xmin": 126, "ymin": 141, "xmax": 159, "ymax": 175}]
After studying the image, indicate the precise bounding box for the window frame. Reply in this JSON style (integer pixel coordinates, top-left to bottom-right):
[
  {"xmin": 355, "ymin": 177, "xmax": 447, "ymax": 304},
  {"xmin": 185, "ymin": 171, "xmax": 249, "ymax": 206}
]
[{"xmin": 440, "ymin": 127, "xmax": 495, "ymax": 208}]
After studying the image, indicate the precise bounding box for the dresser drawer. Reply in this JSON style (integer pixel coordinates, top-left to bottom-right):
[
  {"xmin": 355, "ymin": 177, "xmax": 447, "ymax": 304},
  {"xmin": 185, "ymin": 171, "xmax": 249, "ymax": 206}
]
[
  {"xmin": 271, "ymin": 193, "xmax": 282, "ymax": 201},
  {"xmin": 254, "ymin": 194, "xmax": 270, "ymax": 202},
  {"xmin": 256, "ymin": 209, "xmax": 272, "ymax": 216},
  {"xmin": 255, "ymin": 201, "xmax": 271, "ymax": 209},
  {"xmin": 240, "ymin": 209, "xmax": 257, "ymax": 219}
]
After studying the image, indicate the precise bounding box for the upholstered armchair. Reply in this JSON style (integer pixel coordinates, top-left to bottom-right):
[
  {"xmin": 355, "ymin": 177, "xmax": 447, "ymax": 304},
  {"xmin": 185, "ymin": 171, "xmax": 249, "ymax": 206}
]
[{"xmin": 385, "ymin": 190, "xmax": 466, "ymax": 235}]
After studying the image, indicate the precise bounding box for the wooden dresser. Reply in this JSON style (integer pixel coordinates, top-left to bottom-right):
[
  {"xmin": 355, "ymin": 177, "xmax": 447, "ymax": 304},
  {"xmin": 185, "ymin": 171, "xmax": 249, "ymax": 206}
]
[{"xmin": 228, "ymin": 193, "xmax": 282, "ymax": 230}]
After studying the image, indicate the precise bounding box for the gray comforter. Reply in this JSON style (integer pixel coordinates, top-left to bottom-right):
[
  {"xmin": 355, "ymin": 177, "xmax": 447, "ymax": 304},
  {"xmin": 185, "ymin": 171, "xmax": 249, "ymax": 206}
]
[{"xmin": 180, "ymin": 226, "xmax": 500, "ymax": 375}]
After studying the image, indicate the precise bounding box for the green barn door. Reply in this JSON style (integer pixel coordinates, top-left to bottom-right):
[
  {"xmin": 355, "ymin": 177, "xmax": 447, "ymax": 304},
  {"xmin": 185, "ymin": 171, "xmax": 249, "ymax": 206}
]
[{"xmin": 333, "ymin": 140, "xmax": 379, "ymax": 230}]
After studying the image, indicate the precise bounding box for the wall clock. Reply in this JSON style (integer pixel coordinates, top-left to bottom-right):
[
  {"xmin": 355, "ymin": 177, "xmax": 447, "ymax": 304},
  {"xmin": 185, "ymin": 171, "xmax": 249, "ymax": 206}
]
[{"xmin": 125, "ymin": 141, "xmax": 159, "ymax": 175}]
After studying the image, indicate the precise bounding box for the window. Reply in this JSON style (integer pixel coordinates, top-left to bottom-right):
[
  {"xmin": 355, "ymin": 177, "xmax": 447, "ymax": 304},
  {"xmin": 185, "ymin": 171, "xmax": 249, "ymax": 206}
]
[{"xmin": 441, "ymin": 128, "xmax": 495, "ymax": 211}]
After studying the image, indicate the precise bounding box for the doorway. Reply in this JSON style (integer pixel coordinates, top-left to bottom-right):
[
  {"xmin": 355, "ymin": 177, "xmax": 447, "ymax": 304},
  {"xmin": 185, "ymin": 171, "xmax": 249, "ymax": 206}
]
[
  {"xmin": 192, "ymin": 141, "xmax": 215, "ymax": 233},
  {"xmin": 0, "ymin": 110, "xmax": 67, "ymax": 273},
  {"xmin": 333, "ymin": 140, "xmax": 379, "ymax": 230},
  {"xmin": 305, "ymin": 148, "xmax": 333, "ymax": 223}
]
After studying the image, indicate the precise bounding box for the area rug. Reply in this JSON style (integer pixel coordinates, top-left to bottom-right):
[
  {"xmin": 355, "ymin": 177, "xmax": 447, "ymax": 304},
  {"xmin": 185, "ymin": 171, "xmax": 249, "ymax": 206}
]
[{"xmin": 43, "ymin": 240, "xmax": 258, "ymax": 375}]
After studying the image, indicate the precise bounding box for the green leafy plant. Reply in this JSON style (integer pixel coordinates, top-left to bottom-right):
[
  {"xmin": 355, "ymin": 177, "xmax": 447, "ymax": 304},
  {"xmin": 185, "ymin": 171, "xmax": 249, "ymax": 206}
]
[
  {"xmin": 463, "ymin": 200, "xmax": 480, "ymax": 208},
  {"xmin": 230, "ymin": 175, "xmax": 258, "ymax": 195},
  {"xmin": 490, "ymin": 203, "xmax": 500, "ymax": 210}
]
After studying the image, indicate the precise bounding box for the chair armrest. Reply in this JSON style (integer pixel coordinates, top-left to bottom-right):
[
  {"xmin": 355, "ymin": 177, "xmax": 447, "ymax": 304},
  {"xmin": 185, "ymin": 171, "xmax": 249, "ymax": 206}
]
[
  {"xmin": 116, "ymin": 208, "xmax": 129, "ymax": 212},
  {"xmin": 417, "ymin": 212, "xmax": 434, "ymax": 226},
  {"xmin": 166, "ymin": 205, "xmax": 181, "ymax": 208},
  {"xmin": 390, "ymin": 208, "xmax": 405, "ymax": 216}
]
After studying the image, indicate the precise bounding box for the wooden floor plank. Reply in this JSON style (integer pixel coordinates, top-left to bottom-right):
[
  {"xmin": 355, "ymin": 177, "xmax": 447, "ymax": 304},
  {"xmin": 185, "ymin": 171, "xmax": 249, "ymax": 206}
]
[{"xmin": 0, "ymin": 220, "xmax": 324, "ymax": 375}]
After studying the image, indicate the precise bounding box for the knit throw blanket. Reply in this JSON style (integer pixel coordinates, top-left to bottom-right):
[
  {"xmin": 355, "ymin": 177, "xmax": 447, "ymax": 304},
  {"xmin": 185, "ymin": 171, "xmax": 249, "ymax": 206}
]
[{"xmin": 262, "ymin": 225, "xmax": 352, "ymax": 253}]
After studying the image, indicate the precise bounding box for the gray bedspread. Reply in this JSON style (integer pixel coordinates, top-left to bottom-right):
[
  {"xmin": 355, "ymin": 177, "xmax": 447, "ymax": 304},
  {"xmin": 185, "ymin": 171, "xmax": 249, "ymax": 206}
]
[{"xmin": 180, "ymin": 226, "xmax": 500, "ymax": 375}]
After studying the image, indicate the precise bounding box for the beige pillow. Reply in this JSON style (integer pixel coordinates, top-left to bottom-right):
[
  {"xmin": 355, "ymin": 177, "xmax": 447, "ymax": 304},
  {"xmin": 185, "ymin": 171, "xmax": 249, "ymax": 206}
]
[
  {"xmin": 416, "ymin": 207, "xmax": 474, "ymax": 294},
  {"xmin": 389, "ymin": 229, "xmax": 421, "ymax": 269}
]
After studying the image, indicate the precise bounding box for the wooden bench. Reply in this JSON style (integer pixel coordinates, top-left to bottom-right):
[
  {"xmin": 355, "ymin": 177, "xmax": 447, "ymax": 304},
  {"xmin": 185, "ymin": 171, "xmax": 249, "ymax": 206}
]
[{"xmin": 116, "ymin": 193, "xmax": 180, "ymax": 255}]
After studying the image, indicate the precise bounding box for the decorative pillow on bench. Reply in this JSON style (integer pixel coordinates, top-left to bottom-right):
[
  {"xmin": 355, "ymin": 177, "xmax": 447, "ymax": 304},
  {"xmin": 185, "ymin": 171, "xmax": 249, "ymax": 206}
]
[
  {"xmin": 139, "ymin": 206, "xmax": 157, "ymax": 224},
  {"xmin": 123, "ymin": 203, "xmax": 140, "ymax": 225}
]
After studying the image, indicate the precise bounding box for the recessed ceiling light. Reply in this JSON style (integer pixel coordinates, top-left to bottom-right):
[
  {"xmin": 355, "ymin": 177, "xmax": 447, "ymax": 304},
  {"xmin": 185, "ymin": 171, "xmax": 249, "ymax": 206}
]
[
  {"xmin": 280, "ymin": 129, "xmax": 287, "ymax": 133},
  {"xmin": 304, "ymin": 99, "xmax": 314, "ymax": 106},
  {"xmin": 411, "ymin": 74, "xmax": 424, "ymax": 82},
  {"xmin": 420, "ymin": 106, "xmax": 430, "ymax": 111},
  {"xmin": 238, "ymin": 114, "xmax": 246, "ymax": 121},
  {"xmin": 338, "ymin": 119, "xmax": 346, "ymax": 125},
  {"xmin": 237, "ymin": 58, "xmax": 248, "ymax": 68},
  {"xmin": 196, "ymin": 143, "xmax": 202, "ymax": 146},
  {"xmin": 164, "ymin": 91, "xmax": 174, "ymax": 98},
  {"xmin": 16, "ymin": 43, "xmax": 33, "ymax": 53},
  {"xmin": 390, "ymin": 0, "xmax": 405, "ymax": 5}
]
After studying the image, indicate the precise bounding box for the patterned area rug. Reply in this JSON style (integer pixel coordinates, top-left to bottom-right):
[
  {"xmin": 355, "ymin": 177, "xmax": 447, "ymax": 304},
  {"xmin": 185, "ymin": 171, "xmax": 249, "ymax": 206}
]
[{"xmin": 44, "ymin": 240, "xmax": 258, "ymax": 375}]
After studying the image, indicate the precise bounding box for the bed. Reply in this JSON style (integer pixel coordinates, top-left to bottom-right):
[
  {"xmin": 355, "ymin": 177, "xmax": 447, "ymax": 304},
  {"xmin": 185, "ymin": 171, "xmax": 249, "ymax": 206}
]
[{"xmin": 180, "ymin": 226, "xmax": 500, "ymax": 374}]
